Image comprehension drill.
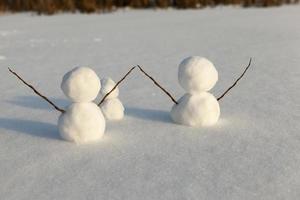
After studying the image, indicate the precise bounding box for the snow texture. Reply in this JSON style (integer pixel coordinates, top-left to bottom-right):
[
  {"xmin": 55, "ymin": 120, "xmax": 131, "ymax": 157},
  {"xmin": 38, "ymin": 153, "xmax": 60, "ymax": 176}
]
[
  {"xmin": 0, "ymin": 6, "xmax": 300, "ymax": 200},
  {"xmin": 178, "ymin": 56, "xmax": 218, "ymax": 93},
  {"xmin": 61, "ymin": 67, "xmax": 101, "ymax": 102},
  {"xmin": 100, "ymin": 98, "xmax": 125, "ymax": 120},
  {"xmin": 100, "ymin": 77, "xmax": 119, "ymax": 99},
  {"xmin": 171, "ymin": 92, "xmax": 220, "ymax": 126},
  {"xmin": 58, "ymin": 103, "xmax": 106, "ymax": 144}
]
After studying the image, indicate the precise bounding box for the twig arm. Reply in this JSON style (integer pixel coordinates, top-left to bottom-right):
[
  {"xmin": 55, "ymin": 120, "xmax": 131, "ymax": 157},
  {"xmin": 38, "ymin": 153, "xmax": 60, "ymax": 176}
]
[
  {"xmin": 8, "ymin": 67, "xmax": 65, "ymax": 113},
  {"xmin": 98, "ymin": 66, "xmax": 136, "ymax": 106},
  {"xmin": 137, "ymin": 65, "xmax": 178, "ymax": 104},
  {"xmin": 217, "ymin": 58, "xmax": 252, "ymax": 101}
]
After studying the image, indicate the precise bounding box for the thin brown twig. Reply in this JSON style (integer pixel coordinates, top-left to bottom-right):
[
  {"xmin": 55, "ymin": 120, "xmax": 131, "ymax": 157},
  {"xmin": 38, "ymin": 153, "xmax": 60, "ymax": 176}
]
[
  {"xmin": 217, "ymin": 58, "xmax": 252, "ymax": 101},
  {"xmin": 137, "ymin": 65, "xmax": 178, "ymax": 104},
  {"xmin": 8, "ymin": 67, "xmax": 65, "ymax": 113},
  {"xmin": 98, "ymin": 66, "xmax": 136, "ymax": 106}
]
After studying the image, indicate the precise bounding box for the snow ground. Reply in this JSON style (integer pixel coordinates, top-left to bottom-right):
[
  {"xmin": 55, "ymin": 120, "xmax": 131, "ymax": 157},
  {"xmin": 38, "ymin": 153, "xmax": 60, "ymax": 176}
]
[{"xmin": 0, "ymin": 5, "xmax": 300, "ymax": 200}]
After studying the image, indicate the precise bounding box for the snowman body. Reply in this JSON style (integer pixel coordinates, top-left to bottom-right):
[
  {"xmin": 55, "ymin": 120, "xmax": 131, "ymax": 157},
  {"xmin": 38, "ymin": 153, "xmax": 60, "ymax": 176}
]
[
  {"xmin": 58, "ymin": 67, "xmax": 106, "ymax": 144},
  {"xmin": 171, "ymin": 56, "xmax": 220, "ymax": 127},
  {"xmin": 99, "ymin": 77, "xmax": 124, "ymax": 121}
]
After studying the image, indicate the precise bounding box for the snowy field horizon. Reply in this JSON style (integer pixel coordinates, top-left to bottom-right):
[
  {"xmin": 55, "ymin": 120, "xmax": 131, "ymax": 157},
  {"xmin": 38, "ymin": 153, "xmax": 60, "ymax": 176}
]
[{"xmin": 0, "ymin": 5, "xmax": 300, "ymax": 200}]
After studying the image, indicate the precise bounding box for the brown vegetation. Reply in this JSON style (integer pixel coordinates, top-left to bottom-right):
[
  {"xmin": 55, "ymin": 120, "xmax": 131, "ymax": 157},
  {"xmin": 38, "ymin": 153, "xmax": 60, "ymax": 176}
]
[{"xmin": 0, "ymin": 0, "xmax": 298, "ymax": 14}]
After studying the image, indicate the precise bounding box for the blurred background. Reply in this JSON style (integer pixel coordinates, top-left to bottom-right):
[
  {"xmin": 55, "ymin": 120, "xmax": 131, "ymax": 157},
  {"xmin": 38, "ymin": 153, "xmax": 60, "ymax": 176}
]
[{"xmin": 0, "ymin": 0, "xmax": 299, "ymax": 14}]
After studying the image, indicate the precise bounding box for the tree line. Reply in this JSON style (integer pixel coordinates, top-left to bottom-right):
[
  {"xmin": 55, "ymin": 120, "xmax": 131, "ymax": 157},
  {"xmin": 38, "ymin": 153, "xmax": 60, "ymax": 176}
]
[{"xmin": 0, "ymin": 0, "xmax": 298, "ymax": 14}]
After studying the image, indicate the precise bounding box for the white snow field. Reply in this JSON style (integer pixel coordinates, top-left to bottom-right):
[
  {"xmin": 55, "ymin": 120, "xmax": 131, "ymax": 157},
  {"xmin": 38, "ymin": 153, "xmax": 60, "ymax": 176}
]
[{"xmin": 0, "ymin": 5, "xmax": 299, "ymax": 200}]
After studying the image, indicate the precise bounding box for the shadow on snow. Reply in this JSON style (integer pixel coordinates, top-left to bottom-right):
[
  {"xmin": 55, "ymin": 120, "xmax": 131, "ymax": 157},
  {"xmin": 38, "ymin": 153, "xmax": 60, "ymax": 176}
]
[
  {"xmin": 125, "ymin": 106, "xmax": 172, "ymax": 124},
  {"xmin": 6, "ymin": 95, "xmax": 68, "ymax": 110},
  {"xmin": 0, "ymin": 118, "xmax": 61, "ymax": 140}
]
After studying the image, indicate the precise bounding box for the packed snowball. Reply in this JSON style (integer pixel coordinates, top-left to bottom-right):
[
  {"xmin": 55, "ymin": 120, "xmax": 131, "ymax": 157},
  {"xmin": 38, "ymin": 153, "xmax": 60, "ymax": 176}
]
[
  {"xmin": 100, "ymin": 77, "xmax": 119, "ymax": 99},
  {"xmin": 170, "ymin": 92, "xmax": 220, "ymax": 127},
  {"xmin": 100, "ymin": 98, "xmax": 124, "ymax": 121},
  {"xmin": 99, "ymin": 77, "xmax": 124, "ymax": 121},
  {"xmin": 61, "ymin": 67, "xmax": 101, "ymax": 102},
  {"xmin": 171, "ymin": 56, "xmax": 220, "ymax": 127},
  {"xmin": 58, "ymin": 103, "xmax": 106, "ymax": 144},
  {"xmin": 178, "ymin": 56, "xmax": 218, "ymax": 94}
]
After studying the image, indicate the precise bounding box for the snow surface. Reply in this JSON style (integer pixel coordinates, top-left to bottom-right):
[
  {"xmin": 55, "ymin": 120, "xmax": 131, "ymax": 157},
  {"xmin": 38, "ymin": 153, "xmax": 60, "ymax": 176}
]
[{"xmin": 0, "ymin": 5, "xmax": 300, "ymax": 200}]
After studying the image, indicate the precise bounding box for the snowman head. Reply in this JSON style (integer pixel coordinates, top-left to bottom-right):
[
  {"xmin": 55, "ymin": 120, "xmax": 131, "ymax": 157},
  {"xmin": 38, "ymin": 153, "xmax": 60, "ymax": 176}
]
[
  {"xmin": 61, "ymin": 67, "xmax": 101, "ymax": 102},
  {"xmin": 100, "ymin": 77, "xmax": 119, "ymax": 99},
  {"xmin": 178, "ymin": 56, "xmax": 218, "ymax": 94}
]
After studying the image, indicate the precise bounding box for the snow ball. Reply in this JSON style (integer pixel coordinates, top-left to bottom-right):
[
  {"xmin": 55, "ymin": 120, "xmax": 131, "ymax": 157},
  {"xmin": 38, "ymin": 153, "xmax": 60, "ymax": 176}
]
[
  {"xmin": 58, "ymin": 102, "xmax": 106, "ymax": 144},
  {"xmin": 170, "ymin": 92, "xmax": 220, "ymax": 127},
  {"xmin": 178, "ymin": 56, "xmax": 218, "ymax": 93},
  {"xmin": 61, "ymin": 67, "xmax": 101, "ymax": 102},
  {"xmin": 100, "ymin": 77, "xmax": 119, "ymax": 99},
  {"xmin": 100, "ymin": 98, "xmax": 124, "ymax": 121}
]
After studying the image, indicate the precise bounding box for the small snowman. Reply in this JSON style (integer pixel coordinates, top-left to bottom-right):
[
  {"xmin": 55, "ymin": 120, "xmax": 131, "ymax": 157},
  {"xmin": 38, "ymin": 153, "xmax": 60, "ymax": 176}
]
[
  {"xmin": 99, "ymin": 77, "xmax": 124, "ymax": 121},
  {"xmin": 170, "ymin": 56, "xmax": 220, "ymax": 127},
  {"xmin": 58, "ymin": 67, "xmax": 106, "ymax": 144}
]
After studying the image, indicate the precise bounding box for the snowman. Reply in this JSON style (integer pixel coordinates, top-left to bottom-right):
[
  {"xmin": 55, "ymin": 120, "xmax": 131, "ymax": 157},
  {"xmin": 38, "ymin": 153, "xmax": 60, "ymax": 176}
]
[
  {"xmin": 58, "ymin": 67, "xmax": 106, "ymax": 144},
  {"xmin": 99, "ymin": 77, "xmax": 124, "ymax": 121},
  {"xmin": 170, "ymin": 56, "xmax": 220, "ymax": 127}
]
